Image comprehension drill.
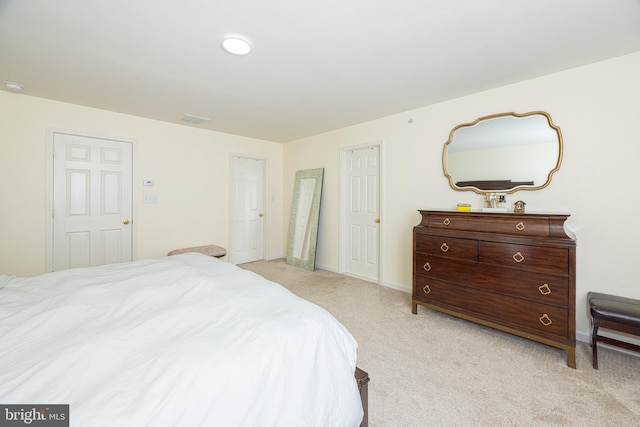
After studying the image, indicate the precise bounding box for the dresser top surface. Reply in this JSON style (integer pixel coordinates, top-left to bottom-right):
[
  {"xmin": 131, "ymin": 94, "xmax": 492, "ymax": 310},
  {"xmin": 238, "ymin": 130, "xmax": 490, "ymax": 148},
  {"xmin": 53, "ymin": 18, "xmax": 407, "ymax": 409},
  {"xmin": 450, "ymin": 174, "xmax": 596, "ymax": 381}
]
[{"xmin": 418, "ymin": 209, "xmax": 571, "ymax": 219}]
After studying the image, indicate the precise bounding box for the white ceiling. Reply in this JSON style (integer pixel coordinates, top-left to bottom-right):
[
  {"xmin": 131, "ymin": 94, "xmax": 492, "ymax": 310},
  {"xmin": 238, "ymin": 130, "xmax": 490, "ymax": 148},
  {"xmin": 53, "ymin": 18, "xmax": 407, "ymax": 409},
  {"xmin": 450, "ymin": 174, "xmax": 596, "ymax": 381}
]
[{"xmin": 1, "ymin": 0, "xmax": 639, "ymax": 142}]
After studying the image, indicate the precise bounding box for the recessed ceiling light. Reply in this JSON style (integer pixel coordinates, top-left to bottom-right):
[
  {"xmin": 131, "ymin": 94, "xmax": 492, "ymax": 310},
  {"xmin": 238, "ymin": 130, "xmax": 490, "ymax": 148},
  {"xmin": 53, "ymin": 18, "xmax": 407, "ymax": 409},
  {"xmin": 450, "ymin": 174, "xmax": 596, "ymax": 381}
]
[
  {"xmin": 4, "ymin": 81, "xmax": 23, "ymax": 92},
  {"xmin": 221, "ymin": 36, "xmax": 251, "ymax": 56}
]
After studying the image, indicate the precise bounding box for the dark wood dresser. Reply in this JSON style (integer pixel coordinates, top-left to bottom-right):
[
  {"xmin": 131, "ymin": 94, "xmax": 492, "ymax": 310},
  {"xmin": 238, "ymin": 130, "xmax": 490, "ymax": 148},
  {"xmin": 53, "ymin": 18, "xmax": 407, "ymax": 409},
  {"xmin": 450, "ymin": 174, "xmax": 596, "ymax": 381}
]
[{"xmin": 412, "ymin": 210, "xmax": 576, "ymax": 368}]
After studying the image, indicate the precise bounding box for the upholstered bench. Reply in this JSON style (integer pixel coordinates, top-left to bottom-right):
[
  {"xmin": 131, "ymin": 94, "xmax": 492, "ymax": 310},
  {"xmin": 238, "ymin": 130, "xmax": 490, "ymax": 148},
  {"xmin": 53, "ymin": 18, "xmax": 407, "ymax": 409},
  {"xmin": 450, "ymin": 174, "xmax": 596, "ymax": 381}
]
[
  {"xmin": 167, "ymin": 245, "xmax": 227, "ymax": 258},
  {"xmin": 588, "ymin": 292, "xmax": 640, "ymax": 369}
]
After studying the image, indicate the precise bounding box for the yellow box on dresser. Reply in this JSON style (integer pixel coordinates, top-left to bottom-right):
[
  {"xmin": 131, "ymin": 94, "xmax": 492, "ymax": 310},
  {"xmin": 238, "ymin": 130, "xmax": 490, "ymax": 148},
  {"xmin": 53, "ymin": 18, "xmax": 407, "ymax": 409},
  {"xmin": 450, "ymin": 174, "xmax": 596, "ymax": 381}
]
[{"xmin": 412, "ymin": 209, "xmax": 576, "ymax": 368}]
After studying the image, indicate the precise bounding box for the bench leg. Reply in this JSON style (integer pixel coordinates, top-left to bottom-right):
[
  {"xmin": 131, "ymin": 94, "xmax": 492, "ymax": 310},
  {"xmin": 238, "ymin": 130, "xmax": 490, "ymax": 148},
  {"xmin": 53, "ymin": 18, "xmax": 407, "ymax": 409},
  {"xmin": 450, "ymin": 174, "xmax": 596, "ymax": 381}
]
[{"xmin": 591, "ymin": 325, "xmax": 599, "ymax": 370}]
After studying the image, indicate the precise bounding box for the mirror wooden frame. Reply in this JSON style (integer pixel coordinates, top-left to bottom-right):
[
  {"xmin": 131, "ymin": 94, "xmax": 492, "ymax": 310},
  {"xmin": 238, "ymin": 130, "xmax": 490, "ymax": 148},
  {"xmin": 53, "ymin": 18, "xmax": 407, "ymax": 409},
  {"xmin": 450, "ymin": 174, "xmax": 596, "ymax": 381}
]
[
  {"xmin": 442, "ymin": 111, "xmax": 563, "ymax": 194},
  {"xmin": 286, "ymin": 168, "xmax": 324, "ymax": 271}
]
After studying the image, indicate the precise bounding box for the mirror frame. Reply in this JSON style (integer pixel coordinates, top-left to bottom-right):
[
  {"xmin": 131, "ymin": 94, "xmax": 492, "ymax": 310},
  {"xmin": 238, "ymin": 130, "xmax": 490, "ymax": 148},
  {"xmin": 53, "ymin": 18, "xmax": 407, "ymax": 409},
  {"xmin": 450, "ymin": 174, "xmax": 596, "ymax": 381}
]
[
  {"xmin": 286, "ymin": 168, "xmax": 324, "ymax": 271},
  {"xmin": 442, "ymin": 111, "xmax": 563, "ymax": 194}
]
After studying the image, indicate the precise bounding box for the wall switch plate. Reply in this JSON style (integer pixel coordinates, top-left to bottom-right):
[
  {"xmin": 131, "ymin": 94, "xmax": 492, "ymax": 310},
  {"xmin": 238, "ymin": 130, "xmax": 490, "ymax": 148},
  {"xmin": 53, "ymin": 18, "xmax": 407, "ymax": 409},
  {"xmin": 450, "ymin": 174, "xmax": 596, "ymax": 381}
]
[
  {"xmin": 143, "ymin": 194, "xmax": 157, "ymax": 204},
  {"xmin": 143, "ymin": 179, "xmax": 154, "ymax": 186}
]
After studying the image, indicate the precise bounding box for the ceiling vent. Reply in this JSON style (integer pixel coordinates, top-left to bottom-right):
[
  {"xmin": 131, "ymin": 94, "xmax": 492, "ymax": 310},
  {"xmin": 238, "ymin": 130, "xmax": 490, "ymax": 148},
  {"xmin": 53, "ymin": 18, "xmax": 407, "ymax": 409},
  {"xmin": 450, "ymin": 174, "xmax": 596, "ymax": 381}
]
[{"xmin": 180, "ymin": 114, "xmax": 211, "ymax": 124}]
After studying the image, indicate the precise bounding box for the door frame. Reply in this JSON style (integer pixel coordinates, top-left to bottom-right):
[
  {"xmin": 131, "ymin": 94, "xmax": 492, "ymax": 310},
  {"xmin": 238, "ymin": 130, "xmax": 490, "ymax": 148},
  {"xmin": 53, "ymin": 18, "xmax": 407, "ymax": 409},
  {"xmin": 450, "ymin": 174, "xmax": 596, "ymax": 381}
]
[
  {"xmin": 228, "ymin": 153, "xmax": 268, "ymax": 264},
  {"xmin": 338, "ymin": 140, "xmax": 384, "ymax": 283},
  {"xmin": 45, "ymin": 128, "xmax": 139, "ymax": 272}
]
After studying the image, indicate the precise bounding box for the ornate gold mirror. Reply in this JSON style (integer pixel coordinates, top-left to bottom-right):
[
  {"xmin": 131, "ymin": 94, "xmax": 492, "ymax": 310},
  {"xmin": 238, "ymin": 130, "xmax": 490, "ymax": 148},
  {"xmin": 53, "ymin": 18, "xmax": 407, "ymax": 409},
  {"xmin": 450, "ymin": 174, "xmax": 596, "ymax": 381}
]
[{"xmin": 443, "ymin": 111, "xmax": 563, "ymax": 194}]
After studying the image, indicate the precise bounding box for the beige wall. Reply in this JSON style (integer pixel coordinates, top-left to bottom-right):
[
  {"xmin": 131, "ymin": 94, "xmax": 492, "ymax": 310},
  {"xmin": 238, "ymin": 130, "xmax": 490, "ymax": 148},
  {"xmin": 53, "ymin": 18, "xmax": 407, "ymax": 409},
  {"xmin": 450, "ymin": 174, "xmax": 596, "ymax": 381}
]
[
  {"xmin": 0, "ymin": 93, "xmax": 283, "ymax": 276},
  {"xmin": 284, "ymin": 51, "xmax": 640, "ymax": 339}
]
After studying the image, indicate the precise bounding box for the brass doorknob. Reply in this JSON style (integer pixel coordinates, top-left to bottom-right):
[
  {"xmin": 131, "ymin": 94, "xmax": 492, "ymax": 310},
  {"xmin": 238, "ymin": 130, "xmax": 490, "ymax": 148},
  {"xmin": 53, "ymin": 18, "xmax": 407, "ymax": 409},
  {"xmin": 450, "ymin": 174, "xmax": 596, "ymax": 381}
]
[
  {"xmin": 375, "ymin": 218, "xmax": 380, "ymax": 223},
  {"xmin": 123, "ymin": 219, "xmax": 130, "ymax": 225},
  {"xmin": 259, "ymin": 213, "xmax": 264, "ymax": 217}
]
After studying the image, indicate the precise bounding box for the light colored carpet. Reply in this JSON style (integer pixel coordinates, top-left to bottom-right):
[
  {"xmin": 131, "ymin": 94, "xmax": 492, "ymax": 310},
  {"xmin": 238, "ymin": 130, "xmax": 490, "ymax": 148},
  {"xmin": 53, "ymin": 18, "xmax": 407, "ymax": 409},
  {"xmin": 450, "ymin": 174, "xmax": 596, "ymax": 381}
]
[{"xmin": 241, "ymin": 259, "xmax": 640, "ymax": 426}]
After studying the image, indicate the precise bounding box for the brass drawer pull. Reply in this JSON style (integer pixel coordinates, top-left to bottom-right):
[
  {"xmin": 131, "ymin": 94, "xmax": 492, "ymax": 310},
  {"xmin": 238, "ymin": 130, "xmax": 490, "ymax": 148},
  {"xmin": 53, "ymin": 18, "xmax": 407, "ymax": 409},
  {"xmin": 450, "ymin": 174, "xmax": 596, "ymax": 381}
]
[
  {"xmin": 443, "ymin": 218, "xmax": 451, "ymax": 226},
  {"xmin": 538, "ymin": 283, "xmax": 552, "ymax": 295},
  {"xmin": 539, "ymin": 314, "xmax": 553, "ymax": 327},
  {"xmin": 422, "ymin": 262, "xmax": 432, "ymax": 272},
  {"xmin": 440, "ymin": 243, "xmax": 449, "ymax": 253},
  {"xmin": 512, "ymin": 252, "xmax": 525, "ymax": 263},
  {"xmin": 422, "ymin": 284, "xmax": 431, "ymax": 294},
  {"xmin": 516, "ymin": 222, "xmax": 525, "ymax": 231}
]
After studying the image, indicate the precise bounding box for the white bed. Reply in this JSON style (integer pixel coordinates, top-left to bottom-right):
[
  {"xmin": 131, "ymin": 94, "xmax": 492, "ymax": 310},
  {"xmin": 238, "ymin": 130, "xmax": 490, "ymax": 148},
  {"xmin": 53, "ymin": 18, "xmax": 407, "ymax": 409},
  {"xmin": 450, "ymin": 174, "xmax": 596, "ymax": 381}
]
[{"xmin": 0, "ymin": 253, "xmax": 364, "ymax": 426}]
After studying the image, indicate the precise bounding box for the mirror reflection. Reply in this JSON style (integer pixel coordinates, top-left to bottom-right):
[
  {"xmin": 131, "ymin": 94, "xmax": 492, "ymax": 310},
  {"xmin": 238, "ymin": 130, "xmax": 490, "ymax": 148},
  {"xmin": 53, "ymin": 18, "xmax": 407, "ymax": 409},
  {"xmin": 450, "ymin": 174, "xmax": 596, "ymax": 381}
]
[
  {"xmin": 443, "ymin": 111, "xmax": 563, "ymax": 194},
  {"xmin": 291, "ymin": 178, "xmax": 317, "ymax": 259},
  {"xmin": 286, "ymin": 168, "xmax": 324, "ymax": 271}
]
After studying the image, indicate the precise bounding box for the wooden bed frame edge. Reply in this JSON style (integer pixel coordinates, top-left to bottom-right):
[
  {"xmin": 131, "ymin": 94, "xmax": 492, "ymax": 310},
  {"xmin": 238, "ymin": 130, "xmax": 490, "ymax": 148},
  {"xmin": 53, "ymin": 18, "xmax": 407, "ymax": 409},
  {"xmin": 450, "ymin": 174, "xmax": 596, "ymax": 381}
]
[{"xmin": 355, "ymin": 367, "xmax": 370, "ymax": 427}]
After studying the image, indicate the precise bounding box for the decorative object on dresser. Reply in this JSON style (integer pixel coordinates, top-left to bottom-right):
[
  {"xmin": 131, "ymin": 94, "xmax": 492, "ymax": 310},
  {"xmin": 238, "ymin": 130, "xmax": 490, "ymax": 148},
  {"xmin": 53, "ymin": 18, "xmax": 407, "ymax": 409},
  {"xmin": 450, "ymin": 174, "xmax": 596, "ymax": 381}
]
[
  {"xmin": 514, "ymin": 200, "xmax": 526, "ymax": 213},
  {"xmin": 587, "ymin": 292, "xmax": 640, "ymax": 369},
  {"xmin": 412, "ymin": 210, "xmax": 577, "ymax": 368}
]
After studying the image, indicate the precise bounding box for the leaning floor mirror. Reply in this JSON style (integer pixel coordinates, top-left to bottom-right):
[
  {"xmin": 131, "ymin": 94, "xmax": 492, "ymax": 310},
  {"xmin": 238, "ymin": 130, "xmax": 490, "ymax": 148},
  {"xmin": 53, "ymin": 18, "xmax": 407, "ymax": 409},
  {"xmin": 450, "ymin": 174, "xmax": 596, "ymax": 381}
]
[{"xmin": 286, "ymin": 168, "xmax": 324, "ymax": 271}]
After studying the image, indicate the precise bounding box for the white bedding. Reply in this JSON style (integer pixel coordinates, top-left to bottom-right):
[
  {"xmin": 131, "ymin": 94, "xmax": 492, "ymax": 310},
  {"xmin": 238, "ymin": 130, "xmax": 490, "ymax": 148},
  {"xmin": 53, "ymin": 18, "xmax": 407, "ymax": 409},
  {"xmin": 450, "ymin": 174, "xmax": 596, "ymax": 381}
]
[{"xmin": 0, "ymin": 253, "xmax": 363, "ymax": 426}]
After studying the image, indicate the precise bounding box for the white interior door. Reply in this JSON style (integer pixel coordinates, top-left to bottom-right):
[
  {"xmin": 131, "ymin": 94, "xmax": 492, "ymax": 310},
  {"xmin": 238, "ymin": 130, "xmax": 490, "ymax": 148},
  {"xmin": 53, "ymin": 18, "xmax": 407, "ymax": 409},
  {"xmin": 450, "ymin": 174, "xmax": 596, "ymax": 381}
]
[
  {"xmin": 52, "ymin": 132, "xmax": 133, "ymax": 271},
  {"xmin": 344, "ymin": 145, "xmax": 380, "ymax": 281},
  {"xmin": 230, "ymin": 156, "xmax": 265, "ymax": 264}
]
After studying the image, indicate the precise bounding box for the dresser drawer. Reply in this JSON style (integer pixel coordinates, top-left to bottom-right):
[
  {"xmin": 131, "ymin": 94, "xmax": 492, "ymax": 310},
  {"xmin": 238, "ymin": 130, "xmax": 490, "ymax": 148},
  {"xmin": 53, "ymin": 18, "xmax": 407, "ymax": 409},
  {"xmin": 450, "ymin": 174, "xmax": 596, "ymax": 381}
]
[
  {"xmin": 414, "ymin": 254, "xmax": 465, "ymax": 280},
  {"xmin": 414, "ymin": 234, "xmax": 478, "ymax": 260},
  {"xmin": 414, "ymin": 254, "xmax": 569, "ymax": 306},
  {"xmin": 479, "ymin": 241, "xmax": 568, "ymax": 275},
  {"xmin": 426, "ymin": 213, "xmax": 550, "ymax": 237},
  {"xmin": 414, "ymin": 276, "xmax": 569, "ymax": 338}
]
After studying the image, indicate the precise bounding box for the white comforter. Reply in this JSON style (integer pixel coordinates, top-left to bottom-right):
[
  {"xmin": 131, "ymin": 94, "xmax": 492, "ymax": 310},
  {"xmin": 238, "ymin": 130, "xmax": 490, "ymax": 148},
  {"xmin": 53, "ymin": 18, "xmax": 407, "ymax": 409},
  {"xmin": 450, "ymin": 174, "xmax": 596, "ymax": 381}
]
[{"xmin": 0, "ymin": 253, "xmax": 363, "ymax": 426}]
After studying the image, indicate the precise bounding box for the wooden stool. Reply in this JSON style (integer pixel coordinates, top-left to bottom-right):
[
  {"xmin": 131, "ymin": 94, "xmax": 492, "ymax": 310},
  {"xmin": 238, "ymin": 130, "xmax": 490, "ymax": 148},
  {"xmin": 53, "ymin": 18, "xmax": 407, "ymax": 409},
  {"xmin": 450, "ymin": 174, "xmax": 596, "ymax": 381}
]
[
  {"xmin": 588, "ymin": 292, "xmax": 640, "ymax": 369},
  {"xmin": 167, "ymin": 245, "xmax": 227, "ymax": 258}
]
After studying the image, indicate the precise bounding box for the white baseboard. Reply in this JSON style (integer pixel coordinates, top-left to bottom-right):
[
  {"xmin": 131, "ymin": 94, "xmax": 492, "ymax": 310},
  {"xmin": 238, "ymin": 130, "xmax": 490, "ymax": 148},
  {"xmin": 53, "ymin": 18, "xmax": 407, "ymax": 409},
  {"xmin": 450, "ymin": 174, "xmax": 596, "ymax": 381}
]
[
  {"xmin": 316, "ymin": 263, "xmax": 412, "ymax": 293},
  {"xmin": 576, "ymin": 330, "xmax": 590, "ymax": 344},
  {"xmin": 314, "ymin": 262, "xmax": 336, "ymax": 273},
  {"xmin": 381, "ymin": 280, "xmax": 411, "ymax": 293}
]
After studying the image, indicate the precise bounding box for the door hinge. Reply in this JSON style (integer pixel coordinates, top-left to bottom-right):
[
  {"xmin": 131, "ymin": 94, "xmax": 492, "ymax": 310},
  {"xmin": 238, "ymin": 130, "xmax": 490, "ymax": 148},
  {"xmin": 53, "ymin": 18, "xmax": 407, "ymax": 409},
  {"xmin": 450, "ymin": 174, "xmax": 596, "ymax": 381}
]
[{"xmin": 51, "ymin": 209, "xmax": 55, "ymax": 218}]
